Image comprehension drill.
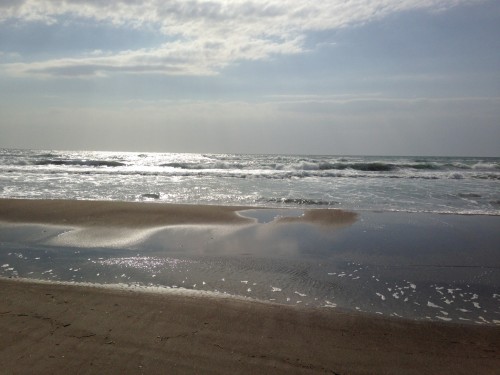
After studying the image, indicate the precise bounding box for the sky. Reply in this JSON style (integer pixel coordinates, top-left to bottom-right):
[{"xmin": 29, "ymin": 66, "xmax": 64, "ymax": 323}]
[{"xmin": 0, "ymin": 0, "xmax": 499, "ymax": 156}]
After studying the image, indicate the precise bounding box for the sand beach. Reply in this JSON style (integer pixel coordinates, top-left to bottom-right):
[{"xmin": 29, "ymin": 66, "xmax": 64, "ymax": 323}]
[
  {"xmin": 1, "ymin": 278, "xmax": 499, "ymax": 375},
  {"xmin": 0, "ymin": 199, "xmax": 499, "ymax": 374}
]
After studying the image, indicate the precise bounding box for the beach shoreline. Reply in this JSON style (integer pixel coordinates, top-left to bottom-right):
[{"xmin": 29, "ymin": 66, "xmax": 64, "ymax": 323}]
[{"xmin": 1, "ymin": 198, "xmax": 499, "ymax": 373}]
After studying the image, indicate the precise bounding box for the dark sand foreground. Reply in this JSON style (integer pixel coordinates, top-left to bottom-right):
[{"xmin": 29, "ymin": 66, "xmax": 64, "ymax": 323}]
[{"xmin": 1, "ymin": 279, "xmax": 499, "ymax": 375}]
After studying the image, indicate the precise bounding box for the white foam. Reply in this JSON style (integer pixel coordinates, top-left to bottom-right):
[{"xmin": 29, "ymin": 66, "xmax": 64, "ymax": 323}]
[
  {"xmin": 0, "ymin": 276, "xmax": 266, "ymax": 305},
  {"xmin": 323, "ymin": 300, "xmax": 337, "ymax": 308},
  {"xmin": 271, "ymin": 286, "xmax": 281, "ymax": 292},
  {"xmin": 427, "ymin": 301, "xmax": 443, "ymax": 309},
  {"xmin": 478, "ymin": 316, "xmax": 490, "ymax": 324},
  {"xmin": 376, "ymin": 293, "xmax": 386, "ymax": 301}
]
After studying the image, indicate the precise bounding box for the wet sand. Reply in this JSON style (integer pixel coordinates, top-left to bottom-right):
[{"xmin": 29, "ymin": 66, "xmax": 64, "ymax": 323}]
[
  {"xmin": 0, "ymin": 198, "xmax": 252, "ymax": 227},
  {"xmin": 1, "ymin": 199, "xmax": 499, "ymax": 373},
  {"xmin": 1, "ymin": 278, "xmax": 499, "ymax": 375}
]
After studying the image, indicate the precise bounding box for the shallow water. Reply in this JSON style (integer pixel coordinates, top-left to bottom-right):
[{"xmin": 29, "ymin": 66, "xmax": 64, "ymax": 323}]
[{"xmin": 1, "ymin": 210, "xmax": 499, "ymax": 325}]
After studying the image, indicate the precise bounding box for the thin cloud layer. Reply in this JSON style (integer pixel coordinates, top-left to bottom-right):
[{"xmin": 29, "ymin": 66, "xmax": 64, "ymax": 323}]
[{"xmin": 1, "ymin": 0, "xmax": 481, "ymax": 77}]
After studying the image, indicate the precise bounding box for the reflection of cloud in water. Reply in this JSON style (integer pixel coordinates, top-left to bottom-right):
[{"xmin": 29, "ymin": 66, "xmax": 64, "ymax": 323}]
[
  {"xmin": 140, "ymin": 224, "xmax": 304, "ymax": 258},
  {"xmin": 48, "ymin": 227, "xmax": 166, "ymax": 248},
  {"xmin": 275, "ymin": 209, "xmax": 358, "ymax": 227},
  {"xmin": 239, "ymin": 208, "xmax": 358, "ymax": 228}
]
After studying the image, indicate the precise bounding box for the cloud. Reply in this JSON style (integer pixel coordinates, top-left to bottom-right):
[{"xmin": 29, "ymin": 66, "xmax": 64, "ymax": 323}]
[
  {"xmin": 1, "ymin": 0, "xmax": 485, "ymax": 77},
  {"xmin": 5, "ymin": 36, "xmax": 304, "ymax": 77}
]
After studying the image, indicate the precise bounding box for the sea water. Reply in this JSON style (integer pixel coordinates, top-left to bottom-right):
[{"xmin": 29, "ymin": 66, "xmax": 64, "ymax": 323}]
[{"xmin": 1, "ymin": 149, "xmax": 499, "ymax": 215}]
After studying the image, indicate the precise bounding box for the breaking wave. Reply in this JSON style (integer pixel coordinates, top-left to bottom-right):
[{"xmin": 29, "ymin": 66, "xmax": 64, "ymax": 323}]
[{"xmin": 158, "ymin": 160, "xmax": 499, "ymax": 173}]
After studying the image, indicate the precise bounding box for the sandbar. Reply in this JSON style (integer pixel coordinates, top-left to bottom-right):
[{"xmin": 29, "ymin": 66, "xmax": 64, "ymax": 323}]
[{"xmin": 0, "ymin": 198, "xmax": 251, "ymax": 227}]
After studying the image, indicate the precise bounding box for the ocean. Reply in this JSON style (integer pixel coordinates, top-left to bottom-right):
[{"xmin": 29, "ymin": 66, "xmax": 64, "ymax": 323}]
[{"xmin": 1, "ymin": 149, "xmax": 499, "ymax": 214}]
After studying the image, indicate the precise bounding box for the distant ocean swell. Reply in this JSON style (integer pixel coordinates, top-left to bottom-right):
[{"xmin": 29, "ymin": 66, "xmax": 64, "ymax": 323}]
[{"xmin": 26, "ymin": 157, "xmax": 500, "ymax": 172}]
